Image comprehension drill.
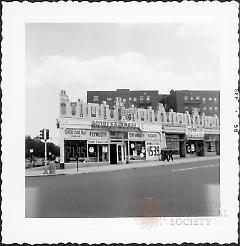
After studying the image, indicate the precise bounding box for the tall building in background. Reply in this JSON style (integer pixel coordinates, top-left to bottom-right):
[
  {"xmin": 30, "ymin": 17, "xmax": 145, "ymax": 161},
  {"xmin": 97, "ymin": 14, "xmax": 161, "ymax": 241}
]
[
  {"xmin": 87, "ymin": 89, "xmax": 160, "ymax": 110},
  {"xmin": 161, "ymin": 90, "xmax": 220, "ymax": 116}
]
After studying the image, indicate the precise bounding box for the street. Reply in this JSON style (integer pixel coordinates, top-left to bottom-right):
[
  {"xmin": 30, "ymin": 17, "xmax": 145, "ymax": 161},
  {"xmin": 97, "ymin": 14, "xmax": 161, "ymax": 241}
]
[{"xmin": 25, "ymin": 158, "xmax": 220, "ymax": 218}]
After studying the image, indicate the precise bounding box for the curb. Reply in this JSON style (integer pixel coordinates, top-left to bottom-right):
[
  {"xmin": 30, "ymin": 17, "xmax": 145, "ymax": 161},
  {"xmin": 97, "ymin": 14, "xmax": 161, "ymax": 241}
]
[{"xmin": 25, "ymin": 156, "xmax": 220, "ymax": 177}]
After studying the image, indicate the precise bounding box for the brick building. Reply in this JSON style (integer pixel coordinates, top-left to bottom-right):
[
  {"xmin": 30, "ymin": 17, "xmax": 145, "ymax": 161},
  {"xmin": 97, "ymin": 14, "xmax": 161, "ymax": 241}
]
[
  {"xmin": 161, "ymin": 90, "xmax": 220, "ymax": 116},
  {"xmin": 87, "ymin": 89, "xmax": 160, "ymax": 110}
]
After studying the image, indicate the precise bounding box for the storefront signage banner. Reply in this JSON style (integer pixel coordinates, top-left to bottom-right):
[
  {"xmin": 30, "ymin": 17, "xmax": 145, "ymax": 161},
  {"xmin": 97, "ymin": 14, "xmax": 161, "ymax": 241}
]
[
  {"xmin": 128, "ymin": 132, "xmax": 160, "ymax": 140},
  {"xmin": 91, "ymin": 120, "xmax": 137, "ymax": 130},
  {"xmin": 64, "ymin": 129, "xmax": 109, "ymax": 139},
  {"xmin": 185, "ymin": 126, "xmax": 204, "ymax": 139},
  {"xmin": 88, "ymin": 140, "xmax": 109, "ymax": 144},
  {"xmin": 64, "ymin": 128, "xmax": 87, "ymax": 138}
]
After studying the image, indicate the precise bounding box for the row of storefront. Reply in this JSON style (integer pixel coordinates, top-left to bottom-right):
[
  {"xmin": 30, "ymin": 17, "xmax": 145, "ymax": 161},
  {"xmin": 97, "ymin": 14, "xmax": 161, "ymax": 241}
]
[
  {"xmin": 61, "ymin": 122, "xmax": 162, "ymax": 164},
  {"xmin": 60, "ymin": 124, "xmax": 219, "ymax": 164}
]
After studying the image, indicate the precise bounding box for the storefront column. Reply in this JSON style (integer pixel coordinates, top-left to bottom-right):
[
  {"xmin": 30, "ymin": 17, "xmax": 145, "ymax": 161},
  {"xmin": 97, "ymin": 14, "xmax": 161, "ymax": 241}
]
[{"xmin": 60, "ymin": 129, "xmax": 65, "ymax": 163}]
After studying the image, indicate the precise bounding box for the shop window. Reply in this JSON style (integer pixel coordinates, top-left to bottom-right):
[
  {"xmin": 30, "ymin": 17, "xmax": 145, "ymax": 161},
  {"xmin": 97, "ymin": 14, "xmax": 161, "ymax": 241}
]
[
  {"xmin": 90, "ymin": 106, "xmax": 96, "ymax": 117},
  {"xmin": 93, "ymin": 96, "xmax": 99, "ymax": 103},
  {"xmin": 161, "ymin": 113, "xmax": 165, "ymax": 122},
  {"xmin": 88, "ymin": 145, "xmax": 97, "ymax": 162}
]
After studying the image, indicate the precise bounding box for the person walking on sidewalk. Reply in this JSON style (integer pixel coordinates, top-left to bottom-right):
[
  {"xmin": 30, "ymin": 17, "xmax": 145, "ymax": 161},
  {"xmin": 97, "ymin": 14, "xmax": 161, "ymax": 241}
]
[{"xmin": 168, "ymin": 149, "xmax": 174, "ymax": 162}]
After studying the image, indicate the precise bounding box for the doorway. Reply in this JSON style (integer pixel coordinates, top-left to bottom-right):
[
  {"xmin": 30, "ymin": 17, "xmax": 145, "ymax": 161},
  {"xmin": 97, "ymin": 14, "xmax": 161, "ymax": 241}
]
[{"xmin": 110, "ymin": 144, "xmax": 117, "ymax": 164}]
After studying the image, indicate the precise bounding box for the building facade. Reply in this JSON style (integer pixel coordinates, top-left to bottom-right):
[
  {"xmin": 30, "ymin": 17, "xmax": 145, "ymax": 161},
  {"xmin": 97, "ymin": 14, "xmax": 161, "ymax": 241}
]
[
  {"xmin": 87, "ymin": 89, "xmax": 160, "ymax": 110},
  {"xmin": 58, "ymin": 90, "xmax": 220, "ymax": 165},
  {"xmin": 162, "ymin": 90, "xmax": 220, "ymax": 116}
]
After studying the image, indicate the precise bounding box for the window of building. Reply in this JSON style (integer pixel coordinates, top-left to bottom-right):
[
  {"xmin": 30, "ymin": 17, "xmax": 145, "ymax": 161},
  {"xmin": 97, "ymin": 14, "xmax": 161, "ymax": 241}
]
[
  {"xmin": 140, "ymin": 96, "xmax": 144, "ymax": 101},
  {"xmin": 196, "ymin": 96, "xmax": 200, "ymax": 101},
  {"xmin": 209, "ymin": 106, "xmax": 213, "ymax": 111},
  {"xmin": 129, "ymin": 97, "xmax": 132, "ymax": 101},
  {"xmin": 203, "ymin": 107, "xmax": 207, "ymax": 111},
  {"xmin": 107, "ymin": 97, "xmax": 112, "ymax": 102},
  {"xmin": 123, "ymin": 98, "xmax": 126, "ymax": 102},
  {"xmin": 93, "ymin": 96, "xmax": 99, "ymax": 103},
  {"xmin": 133, "ymin": 97, "xmax": 137, "ymax": 102},
  {"xmin": 184, "ymin": 106, "xmax": 189, "ymax": 111},
  {"xmin": 209, "ymin": 97, "xmax": 212, "ymax": 102},
  {"xmin": 215, "ymin": 107, "xmax": 218, "ymax": 111},
  {"xmin": 184, "ymin": 96, "xmax": 188, "ymax": 101},
  {"xmin": 146, "ymin": 96, "xmax": 150, "ymax": 101},
  {"xmin": 190, "ymin": 96, "xmax": 194, "ymax": 101},
  {"xmin": 214, "ymin": 98, "xmax": 217, "ymax": 103},
  {"xmin": 60, "ymin": 103, "xmax": 66, "ymax": 115},
  {"xmin": 90, "ymin": 106, "xmax": 96, "ymax": 117},
  {"xmin": 202, "ymin": 98, "xmax": 206, "ymax": 103}
]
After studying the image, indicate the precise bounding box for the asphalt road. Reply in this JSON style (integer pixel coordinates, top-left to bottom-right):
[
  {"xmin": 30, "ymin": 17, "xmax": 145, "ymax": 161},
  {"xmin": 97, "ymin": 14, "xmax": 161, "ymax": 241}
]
[{"xmin": 25, "ymin": 158, "xmax": 220, "ymax": 218}]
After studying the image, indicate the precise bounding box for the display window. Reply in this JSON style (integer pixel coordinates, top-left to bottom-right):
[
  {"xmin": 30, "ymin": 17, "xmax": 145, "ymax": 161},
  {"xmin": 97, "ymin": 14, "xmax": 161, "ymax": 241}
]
[
  {"xmin": 129, "ymin": 141, "xmax": 146, "ymax": 160},
  {"xmin": 64, "ymin": 140, "xmax": 87, "ymax": 163}
]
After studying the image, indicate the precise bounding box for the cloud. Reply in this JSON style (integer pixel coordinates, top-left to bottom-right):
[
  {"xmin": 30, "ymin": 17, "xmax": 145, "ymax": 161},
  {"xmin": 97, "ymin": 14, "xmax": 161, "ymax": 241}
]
[{"xmin": 26, "ymin": 52, "xmax": 219, "ymax": 99}]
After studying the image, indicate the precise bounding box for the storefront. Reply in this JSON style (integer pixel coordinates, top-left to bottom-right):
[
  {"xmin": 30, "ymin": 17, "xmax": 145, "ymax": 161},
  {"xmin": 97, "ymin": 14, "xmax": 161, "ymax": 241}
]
[
  {"xmin": 185, "ymin": 126, "xmax": 205, "ymax": 156},
  {"xmin": 128, "ymin": 131, "xmax": 161, "ymax": 161},
  {"xmin": 165, "ymin": 134, "xmax": 185, "ymax": 156},
  {"xmin": 204, "ymin": 134, "xmax": 220, "ymax": 155},
  {"xmin": 60, "ymin": 119, "xmax": 162, "ymax": 164}
]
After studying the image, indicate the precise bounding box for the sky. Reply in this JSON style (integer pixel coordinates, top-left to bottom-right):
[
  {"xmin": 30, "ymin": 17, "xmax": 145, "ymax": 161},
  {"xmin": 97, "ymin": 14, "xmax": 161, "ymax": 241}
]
[{"xmin": 25, "ymin": 23, "xmax": 220, "ymax": 145}]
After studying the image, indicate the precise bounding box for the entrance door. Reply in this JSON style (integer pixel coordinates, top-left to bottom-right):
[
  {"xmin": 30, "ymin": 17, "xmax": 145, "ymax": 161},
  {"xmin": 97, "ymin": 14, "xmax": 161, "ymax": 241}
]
[
  {"xmin": 110, "ymin": 144, "xmax": 117, "ymax": 164},
  {"xmin": 98, "ymin": 146, "xmax": 103, "ymax": 162},
  {"xmin": 117, "ymin": 144, "xmax": 122, "ymax": 162}
]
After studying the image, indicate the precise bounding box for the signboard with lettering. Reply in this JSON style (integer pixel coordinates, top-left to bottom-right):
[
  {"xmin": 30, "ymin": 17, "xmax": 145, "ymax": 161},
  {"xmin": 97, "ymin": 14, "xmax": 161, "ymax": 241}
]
[
  {"xmin": 91, "ymin": 120, "xmax": 137, "ymax": 130},
  {"xmin": 185, "ymin": 126, "xmax": 204, "ymax": 139},
  {"xmin": 88, "ymin": 140, "xmax": 109, "ymax": 144},
  {"xmin": 110, "ymin": 131, "xmax": 124, "ymax": 139},
  {"xmin": 64, "ymin": 129, "xmax": 109, "ymax": 140},
  {"xmin": 64, "ymin": 128, "xmax": 87, "ymax": 139},
  {"xmin": 146, "ymin": 141, "xmax": 160, "ymax": 160},
  {"xmin": 128, "ymin": 132, "xmax": 160, "ymax": 140}
]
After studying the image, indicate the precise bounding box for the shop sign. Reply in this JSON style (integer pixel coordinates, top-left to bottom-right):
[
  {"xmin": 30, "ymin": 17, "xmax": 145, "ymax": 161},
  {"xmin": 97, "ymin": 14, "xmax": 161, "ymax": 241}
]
[
  {"xmin": 110, "ymin": 131, "xmax": 124, "ymax": 139},
  {"xmin": 91, "ymin": 120, "xmax": 137, "ymax": 130},
  {"xmin": 128, "ymin": 132, "xmax": 160, "ymax": 140},
  {"xmin": 185, "ymin": 126, "xmax": 204, "ymax": 139},
  {"xmin": 88, "ymin": 140, "xmax": 109, "ymax": 144},
  {"xmin": 166, "ymin": 134, "xmax": 180, "ymax": 140},
  {"xmin": 88, "ymin": 131, "xmax": 109, "ymax": 139},
  {"xmin": 64, "ymin": 128, "xmax": 87, "ymax": 138}
]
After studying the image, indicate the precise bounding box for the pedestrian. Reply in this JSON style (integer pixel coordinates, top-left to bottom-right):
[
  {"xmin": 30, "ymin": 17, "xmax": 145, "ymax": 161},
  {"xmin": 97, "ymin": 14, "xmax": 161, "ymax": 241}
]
[
  {"xmin": 166, "ymin": 149, "xmax": 170, "ymax": 162},
  {"xmin": 168, "ymin": 149, "xmax": 173, "ymax": 162},
  {"xmin": 161, "ymin": 149, "xmax": 165, "ymax": 161}
]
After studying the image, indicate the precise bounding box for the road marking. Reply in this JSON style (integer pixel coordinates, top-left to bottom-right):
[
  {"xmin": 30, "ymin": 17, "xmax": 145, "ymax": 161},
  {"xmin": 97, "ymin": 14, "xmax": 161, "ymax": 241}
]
[{"xmin": 171, "ymin": 164, "xmax": 219, "ymax": 172}]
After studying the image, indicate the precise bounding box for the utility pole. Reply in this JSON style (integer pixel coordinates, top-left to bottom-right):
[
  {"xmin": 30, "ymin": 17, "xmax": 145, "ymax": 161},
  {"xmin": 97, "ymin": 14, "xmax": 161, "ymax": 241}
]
[{"xmin": 44, "ymin": 129, "xmax": 47, "ymax": 168}]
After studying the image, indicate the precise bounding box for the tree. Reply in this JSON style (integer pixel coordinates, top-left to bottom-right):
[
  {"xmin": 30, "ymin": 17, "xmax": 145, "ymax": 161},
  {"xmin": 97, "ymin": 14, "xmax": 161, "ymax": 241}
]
[{"xmin": 25, "ymin": 135, "xmax": 60, "ymax": 159}]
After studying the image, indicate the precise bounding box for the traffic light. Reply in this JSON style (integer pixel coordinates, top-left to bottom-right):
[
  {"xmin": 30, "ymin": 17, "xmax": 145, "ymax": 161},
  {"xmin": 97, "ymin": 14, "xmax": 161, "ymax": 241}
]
[
  {"xmin": 46, "ymin": 129, "xmax": 49, "ymax": 140},
  {"xmin": 40, "ymin": 129, "xmax": 44, "ymax": 139}
]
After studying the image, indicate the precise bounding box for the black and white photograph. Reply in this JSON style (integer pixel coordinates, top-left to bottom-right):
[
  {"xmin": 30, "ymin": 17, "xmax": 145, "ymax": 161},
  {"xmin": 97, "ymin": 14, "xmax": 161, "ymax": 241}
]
[{"xmin": 1, "ymin": 2, "xmax": 239, "ymax": 244}]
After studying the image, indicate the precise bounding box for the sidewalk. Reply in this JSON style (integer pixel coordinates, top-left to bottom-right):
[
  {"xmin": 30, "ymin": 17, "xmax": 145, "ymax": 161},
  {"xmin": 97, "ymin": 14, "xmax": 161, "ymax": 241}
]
[{"xmin": 25, "ymin": 155, "xmax": 220, "ymax": 177}]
